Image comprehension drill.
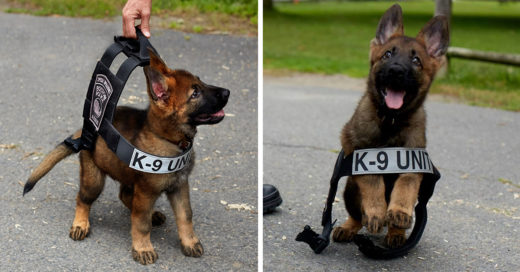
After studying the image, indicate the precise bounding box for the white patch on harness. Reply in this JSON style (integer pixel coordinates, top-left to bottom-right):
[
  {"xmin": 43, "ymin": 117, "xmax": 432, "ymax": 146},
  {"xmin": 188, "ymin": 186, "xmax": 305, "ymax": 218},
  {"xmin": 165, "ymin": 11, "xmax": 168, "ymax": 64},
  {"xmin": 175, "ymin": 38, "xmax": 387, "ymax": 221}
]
[
  {"xmin": 89, "ymin": 74, "xmax": 113, "ymax": 131},
  {"xmin": 352, "ymin": 148, "xmax": 434, "ymax": 175},
  {"xmin": 129, "ymin": 147, "xmax": 192, "ymax": 174}
]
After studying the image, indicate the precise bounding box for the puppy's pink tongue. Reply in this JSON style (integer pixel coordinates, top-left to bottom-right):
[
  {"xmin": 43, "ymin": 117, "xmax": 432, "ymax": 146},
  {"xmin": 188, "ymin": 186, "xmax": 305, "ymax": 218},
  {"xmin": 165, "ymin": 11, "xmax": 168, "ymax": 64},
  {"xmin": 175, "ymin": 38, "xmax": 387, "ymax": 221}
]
[
  {"xmin": 211, "ymin": 109, "xmax": 225, "ymax": 117},
  {"xmin": 385, "ymin": 88, "xmax": 405, "ymax": 109}
]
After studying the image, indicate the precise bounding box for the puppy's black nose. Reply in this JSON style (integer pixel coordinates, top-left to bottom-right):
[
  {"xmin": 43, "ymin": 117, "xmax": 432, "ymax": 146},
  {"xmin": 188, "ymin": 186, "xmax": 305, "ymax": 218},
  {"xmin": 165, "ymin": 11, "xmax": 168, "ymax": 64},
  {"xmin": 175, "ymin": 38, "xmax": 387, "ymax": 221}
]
[
  {"xmin": 388, "ymin": 63, "xmax": 405, "ymax": 79},
  {"xmin": 219, "ymin": 88, "xmax": 230, "ymax": 100}
]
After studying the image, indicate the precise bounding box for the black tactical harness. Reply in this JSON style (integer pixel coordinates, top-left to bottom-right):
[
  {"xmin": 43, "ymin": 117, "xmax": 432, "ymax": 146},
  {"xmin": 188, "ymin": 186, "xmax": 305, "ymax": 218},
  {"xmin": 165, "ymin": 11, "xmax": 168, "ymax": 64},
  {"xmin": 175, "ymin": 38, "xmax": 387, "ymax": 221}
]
[
  {"xmin": 64, "ymin": 28, "xmax": 192, "ymax": 174},
  {"xmin": 296, "ymin": 148, "xmax": 441, "ymax": 259}
]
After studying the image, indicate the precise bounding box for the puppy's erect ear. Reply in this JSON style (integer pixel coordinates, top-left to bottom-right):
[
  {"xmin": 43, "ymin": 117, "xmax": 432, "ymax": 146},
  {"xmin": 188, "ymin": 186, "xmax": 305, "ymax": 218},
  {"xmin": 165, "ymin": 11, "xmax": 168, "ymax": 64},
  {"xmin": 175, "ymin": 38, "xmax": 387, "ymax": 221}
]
[
  {"xmin": 144, "ymin": 48, "xmax": 172, "ymax": 102},
  {"xmin": 417, "ymin": 16, "xmax": 450, "ymax": 58},
  {"xmin": 374, "ymin": 4, "xmax": 404, "ymax": 45}
]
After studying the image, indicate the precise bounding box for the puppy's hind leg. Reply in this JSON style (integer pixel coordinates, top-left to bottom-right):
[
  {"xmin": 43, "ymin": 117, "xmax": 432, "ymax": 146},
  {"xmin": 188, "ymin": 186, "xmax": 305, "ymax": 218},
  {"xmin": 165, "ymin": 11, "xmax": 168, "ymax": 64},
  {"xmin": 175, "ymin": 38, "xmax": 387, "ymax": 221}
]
[
  {"xmin": 119, "ymin": 184, "xmax": 165, "ymax": 227},
  {"xmin": 385, "ymin": 226, "xmax": 406, "ymax": 248},
  {"xmin": 333, "ymin": 217, "xmax": 362, "ymax": 242},
  {"xmin": 118, "ymin": 184, "xmax": 134, "ymax": 210},
  {"xmin": 70, "ymin": 151, "xmax": 106, "ymax": 241},
  {"xmin": 333, "ymin": 177, "xmax": 363, "ymax": 242}
]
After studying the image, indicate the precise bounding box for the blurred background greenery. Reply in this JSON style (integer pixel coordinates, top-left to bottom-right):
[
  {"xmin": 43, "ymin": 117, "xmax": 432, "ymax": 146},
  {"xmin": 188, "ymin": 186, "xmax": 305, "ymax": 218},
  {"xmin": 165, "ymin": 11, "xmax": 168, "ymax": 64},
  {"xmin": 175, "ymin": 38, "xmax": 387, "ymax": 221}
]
[
  {"xmin": 264, "ymin": 1, "xmax": 520, "ymax": 111},
  {"xmin": 2, "ymin": 0, "xmax": 258, "ymax": 35},
  {"xmin": 3, "ymin": 0, "xmax": 519, "ymax": 110}
]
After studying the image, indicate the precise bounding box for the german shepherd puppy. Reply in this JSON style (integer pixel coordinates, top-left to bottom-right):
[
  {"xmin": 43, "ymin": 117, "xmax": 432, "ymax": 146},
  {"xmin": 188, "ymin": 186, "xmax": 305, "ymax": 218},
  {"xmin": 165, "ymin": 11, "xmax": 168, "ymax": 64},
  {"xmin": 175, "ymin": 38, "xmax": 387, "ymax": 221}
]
[
  {"xmin": 332, "ymin": 4, "xmax": 448, "ymax": 248},
  {"xmin": 23, "ymin": 50, "xmax": 230, "ymax": 265}
]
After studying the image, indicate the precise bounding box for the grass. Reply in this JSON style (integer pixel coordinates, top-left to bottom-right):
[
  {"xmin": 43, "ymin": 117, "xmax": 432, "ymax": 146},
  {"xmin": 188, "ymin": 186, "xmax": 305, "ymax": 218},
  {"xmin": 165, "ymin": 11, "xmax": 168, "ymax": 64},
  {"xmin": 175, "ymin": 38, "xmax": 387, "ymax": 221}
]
[
  {"xmin": 4, "ymin": 0, "xmax": 257, "ymax": 18},
  {"xmin": 4, "ymin": 0, "xmax": 125, "ymax": 18},
  {"xmin": 3, "ymin": 0, "xmax": 257, "ymax": 35},
  {"xmin": 153, "ymin": 6, "xmax": 257, "ymax": 36},
  {"xmin": 152, "ymin": 0, "xmax": 257, "ymax": 18},
  {"xmin": 264, "ymin": 1, "xmax": 520, "ymax": 111}
]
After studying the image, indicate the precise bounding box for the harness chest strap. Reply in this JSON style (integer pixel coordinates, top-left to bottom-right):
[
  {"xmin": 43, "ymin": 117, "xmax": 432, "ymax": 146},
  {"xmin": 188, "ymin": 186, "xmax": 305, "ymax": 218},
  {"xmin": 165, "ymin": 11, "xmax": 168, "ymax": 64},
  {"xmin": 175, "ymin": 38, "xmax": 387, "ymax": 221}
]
[
  {"xmin": 64, "ymin": 27, "xmax": 192, "ymax": 174},
  {"xmin": 296, "ymin": 147, "xmax": 441, "ymax": 259}
]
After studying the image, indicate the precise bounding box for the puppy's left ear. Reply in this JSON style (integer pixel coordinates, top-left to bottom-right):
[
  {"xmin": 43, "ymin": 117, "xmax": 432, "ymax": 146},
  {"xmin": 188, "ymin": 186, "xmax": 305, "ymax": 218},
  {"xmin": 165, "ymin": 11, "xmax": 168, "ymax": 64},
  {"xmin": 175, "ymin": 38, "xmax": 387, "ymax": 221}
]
[
  {"xmin": 417, "ymin": 16, "xmax": 450, "ymax": 58},
  {"xmin": 144, "ymin": 48, "xmax": 173, "ymax": 102},
  {"xmin": 374, "ymin": 4, "xmax": 404, "ymax": 45}
]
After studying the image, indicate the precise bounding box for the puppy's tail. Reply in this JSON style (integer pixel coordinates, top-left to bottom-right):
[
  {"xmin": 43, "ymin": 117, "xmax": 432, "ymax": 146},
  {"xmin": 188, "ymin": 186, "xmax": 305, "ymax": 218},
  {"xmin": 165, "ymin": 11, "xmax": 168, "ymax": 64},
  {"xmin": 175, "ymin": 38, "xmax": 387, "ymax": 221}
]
[{"xmin": 23, "ymin": 143, "xmax": 75, "ymax": 196}]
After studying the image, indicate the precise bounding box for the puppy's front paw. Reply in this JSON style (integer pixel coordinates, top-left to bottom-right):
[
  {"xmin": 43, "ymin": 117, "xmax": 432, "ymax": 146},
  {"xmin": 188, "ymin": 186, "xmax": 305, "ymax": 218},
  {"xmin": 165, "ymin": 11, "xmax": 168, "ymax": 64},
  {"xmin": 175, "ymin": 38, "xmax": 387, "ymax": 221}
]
[
  {"xmin": 332, "ymin": 226, "xmax": 356, "ymax": 242},
  {"xmin": 386, "ymin": 209, "xmax": 412, "ymax": 229},
  {"xmin": 69, "ymin": 223, "xmax": 90, "ymax": 241},
  {"xmin": 385, "ymin": 231, "xmax": 406, "ymax": 248},
  {"xmin": 181, "ymin": 241, "xmax": 204, "ymax": 257},
  {"xmin": 132, "ymin": 248, "xmax": 158, "ymax": 265},
  {"xmin": 362, "ymin": 215, "xmax": 385, "ymax": 234}
]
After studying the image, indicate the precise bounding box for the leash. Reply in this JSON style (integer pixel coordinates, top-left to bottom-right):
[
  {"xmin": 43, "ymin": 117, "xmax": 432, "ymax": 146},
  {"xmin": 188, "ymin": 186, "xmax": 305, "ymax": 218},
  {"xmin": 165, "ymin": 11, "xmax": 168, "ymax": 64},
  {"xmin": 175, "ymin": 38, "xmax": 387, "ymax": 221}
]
[
  {"xmin": 64, "ymin": 27, "xmax": 192, "ymax": 174},
  {"xmin": 296, "ymin": 148, "xmax": 441, "ymax": 259}
]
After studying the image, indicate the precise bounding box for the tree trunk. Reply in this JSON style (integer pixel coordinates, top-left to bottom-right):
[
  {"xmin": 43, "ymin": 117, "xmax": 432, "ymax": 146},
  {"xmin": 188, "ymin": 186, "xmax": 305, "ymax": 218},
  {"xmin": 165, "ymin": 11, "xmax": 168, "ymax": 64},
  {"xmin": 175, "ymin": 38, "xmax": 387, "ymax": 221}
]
[
  {"xmin": 435, "ymin": 0, "xmax": 452, "ymax": 77},
  {"xmin": 435, "ymin": 0, "xmax": 452, "ymax": 24},
  {"xmin": 264, "ymin": 0, "xmax": 273, "ymax": 10}
]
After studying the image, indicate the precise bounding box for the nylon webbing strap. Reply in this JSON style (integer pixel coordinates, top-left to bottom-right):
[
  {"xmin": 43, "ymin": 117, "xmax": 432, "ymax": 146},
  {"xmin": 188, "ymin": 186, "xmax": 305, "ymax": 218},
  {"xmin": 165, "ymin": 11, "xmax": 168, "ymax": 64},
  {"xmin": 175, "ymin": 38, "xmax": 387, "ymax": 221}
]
[
  {"xmin": 64, "ymin": 28, "xmax": 193, "ymax": 174},
  {"xmin": 296, "ymin": 147, "xmax": 441, "ymax": 258}
]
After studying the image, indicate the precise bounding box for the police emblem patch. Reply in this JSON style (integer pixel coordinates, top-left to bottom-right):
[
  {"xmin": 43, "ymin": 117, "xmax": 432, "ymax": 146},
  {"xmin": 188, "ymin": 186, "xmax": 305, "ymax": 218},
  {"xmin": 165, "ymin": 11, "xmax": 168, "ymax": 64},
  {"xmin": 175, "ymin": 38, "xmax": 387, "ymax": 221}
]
[{"xmin": 89, "ymin": 74, "xmax": 113, "ymax": 130}]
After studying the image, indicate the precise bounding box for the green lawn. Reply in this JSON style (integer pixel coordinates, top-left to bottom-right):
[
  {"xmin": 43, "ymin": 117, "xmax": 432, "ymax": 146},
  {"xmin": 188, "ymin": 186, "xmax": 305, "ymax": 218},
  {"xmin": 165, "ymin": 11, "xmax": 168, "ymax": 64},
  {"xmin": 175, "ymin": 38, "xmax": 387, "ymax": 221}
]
[
  {"xmin": 152, "ymin": 0, "xmax": 257, "ymax": 18},
  {"xmin": 4, "ymin": 0, "xmax": 125, "ymax": 18},
  {"xmin": 5, "ymin": 0, "xmax": 257, "ymax": 18},
  {"xmin": 264, "ymin": 1, "xmax": 520, "ymax": 111},
  {"xmin": 3, "ymin": 0, "xmax": 258, "ymax": 34}
]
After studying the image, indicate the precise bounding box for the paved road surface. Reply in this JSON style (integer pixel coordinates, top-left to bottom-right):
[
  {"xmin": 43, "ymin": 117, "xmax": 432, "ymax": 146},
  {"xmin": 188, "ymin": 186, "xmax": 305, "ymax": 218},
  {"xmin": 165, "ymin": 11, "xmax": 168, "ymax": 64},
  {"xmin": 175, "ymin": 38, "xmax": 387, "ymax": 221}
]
[
  {"xmin": 264, "ymin": 76, "xmax": 520, "ymax": 271},
  {"xmin": 0, "ymin": 12, "xmax": 257, "ymax": 271}
]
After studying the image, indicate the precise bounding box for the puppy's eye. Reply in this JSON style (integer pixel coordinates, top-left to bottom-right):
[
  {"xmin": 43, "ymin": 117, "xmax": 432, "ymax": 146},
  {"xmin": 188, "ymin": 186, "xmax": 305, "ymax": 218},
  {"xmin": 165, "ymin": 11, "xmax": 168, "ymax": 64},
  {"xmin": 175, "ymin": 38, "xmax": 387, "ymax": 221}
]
[
  {"xmin": 382, "ymin": 50, "xmax": 392, "ymax": 60},
  {"xmin": 191, "ymin": 86, "xmax": 201, "ymax": 99},
  {"xmin": 412, "ymin": 56, "xmax": 421, "ymax": 66}
]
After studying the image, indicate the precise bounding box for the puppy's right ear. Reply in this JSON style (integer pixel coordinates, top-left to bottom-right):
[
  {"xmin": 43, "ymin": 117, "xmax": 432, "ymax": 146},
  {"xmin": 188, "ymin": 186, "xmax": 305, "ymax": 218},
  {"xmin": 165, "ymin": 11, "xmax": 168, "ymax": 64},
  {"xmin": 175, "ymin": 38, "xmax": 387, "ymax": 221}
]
[
  {"xmin": 374, "ymin": 4, "xmax": 404, "ymax": 45},
  {"xmin": 417, "ymin": 16, "xmax": 450, "ymax": 58},
  {"xmin": 144, "ymin": 49, "xmax": 172, "ymax": 103}
]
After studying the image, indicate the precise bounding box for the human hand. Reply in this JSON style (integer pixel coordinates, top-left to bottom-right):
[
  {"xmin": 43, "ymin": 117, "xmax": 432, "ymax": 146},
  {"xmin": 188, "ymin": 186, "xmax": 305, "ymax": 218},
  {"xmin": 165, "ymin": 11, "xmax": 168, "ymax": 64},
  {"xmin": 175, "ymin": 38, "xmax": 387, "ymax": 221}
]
[{"xmin": 122, "ymin": 0, "xmax": 152, "ymax": 39}]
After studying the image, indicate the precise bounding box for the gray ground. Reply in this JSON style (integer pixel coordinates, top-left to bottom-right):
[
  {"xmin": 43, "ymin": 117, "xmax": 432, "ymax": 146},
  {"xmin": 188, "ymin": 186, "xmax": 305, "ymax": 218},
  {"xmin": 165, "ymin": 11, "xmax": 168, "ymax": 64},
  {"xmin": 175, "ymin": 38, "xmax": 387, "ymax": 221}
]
[
  {"xmin": 264, "ymin": 76, "xmax": 520, "ymax": 271},
  {"xmin": 0, "ymin": 13, "xmax": 257, "ymax": 271}
]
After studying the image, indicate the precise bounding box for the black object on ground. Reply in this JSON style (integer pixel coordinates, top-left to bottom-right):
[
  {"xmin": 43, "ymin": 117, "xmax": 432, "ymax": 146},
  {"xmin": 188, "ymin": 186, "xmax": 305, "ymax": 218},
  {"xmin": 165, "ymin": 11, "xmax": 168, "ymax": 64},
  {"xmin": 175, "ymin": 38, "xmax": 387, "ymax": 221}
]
[{"xmin": 263, "ymin": 184, "xmax": 283, "ymax": 214}]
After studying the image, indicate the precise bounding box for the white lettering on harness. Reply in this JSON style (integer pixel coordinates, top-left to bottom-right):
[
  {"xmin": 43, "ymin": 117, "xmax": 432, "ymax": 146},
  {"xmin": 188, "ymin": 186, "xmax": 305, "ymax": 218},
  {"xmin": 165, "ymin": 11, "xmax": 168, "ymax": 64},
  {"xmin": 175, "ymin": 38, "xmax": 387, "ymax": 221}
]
[
  {"xmin": 129, "ymin": 148, "xmax": 192, "ymax": 174},
  {"xmin": 352, "ymin": 148, "xmax": 433, "ymax": 175}
]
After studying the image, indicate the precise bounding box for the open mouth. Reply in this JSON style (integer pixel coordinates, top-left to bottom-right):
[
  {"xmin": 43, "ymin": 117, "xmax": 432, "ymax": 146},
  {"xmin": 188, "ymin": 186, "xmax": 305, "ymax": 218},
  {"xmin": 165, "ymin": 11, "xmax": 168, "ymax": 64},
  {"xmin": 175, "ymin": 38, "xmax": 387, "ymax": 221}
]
[
  {"xmin": 381, "ymin": 88, "xmax": 405, "ymax": 110},
  {"xmin": 193, "ymin": 109, "xmax": 225, "ymax": 124}
]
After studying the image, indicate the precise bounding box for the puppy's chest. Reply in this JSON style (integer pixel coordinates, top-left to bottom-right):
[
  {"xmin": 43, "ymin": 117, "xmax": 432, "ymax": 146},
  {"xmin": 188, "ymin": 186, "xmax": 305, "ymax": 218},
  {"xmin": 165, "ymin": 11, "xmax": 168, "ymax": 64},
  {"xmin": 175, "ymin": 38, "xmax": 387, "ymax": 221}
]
[
  {"xmin": 353, "ymin": 122, "xmax": 408, "ymax": 148},
  {"xmin": 152, "ymin": 165, "xmax": 193, "ymax": 192}
]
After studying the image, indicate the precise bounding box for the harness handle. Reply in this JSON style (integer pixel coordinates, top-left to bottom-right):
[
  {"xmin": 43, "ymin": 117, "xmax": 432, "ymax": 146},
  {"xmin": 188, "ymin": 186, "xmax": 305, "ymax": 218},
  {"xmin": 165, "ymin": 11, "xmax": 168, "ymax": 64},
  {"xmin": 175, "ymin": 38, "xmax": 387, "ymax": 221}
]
[{"xmin": 114, "ymin": 27, "xmax": 157, "ymax": 65}]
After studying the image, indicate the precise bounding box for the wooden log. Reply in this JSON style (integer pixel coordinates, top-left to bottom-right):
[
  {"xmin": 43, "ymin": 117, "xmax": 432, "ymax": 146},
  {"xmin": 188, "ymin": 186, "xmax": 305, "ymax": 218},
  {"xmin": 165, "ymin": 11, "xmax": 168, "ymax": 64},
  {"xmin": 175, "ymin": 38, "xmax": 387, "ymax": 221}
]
[{"xmin": 447, "ymin": 47, "xmax": 520, "ymax": 66}]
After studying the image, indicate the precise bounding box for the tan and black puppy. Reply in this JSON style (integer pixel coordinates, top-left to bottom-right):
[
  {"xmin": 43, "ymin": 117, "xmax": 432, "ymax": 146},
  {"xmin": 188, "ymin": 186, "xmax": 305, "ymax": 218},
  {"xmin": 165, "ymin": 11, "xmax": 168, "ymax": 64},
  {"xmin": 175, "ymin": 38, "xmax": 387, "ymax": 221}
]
[
  {"xmin": 332, "ymin": 4, "xmax": 448, "ymax": 248},
  {"xmin": 23, "ymin": 50, "xmax": 230, "ymax": 265}
]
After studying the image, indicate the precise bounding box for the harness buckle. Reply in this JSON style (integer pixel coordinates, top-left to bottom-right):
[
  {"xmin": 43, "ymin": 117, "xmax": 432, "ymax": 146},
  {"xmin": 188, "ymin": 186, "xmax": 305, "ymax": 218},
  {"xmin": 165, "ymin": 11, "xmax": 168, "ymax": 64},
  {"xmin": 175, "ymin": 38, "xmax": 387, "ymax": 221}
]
[{"xmin": 63, "ymin": 136, "xmax": 83, "ymax": 153}]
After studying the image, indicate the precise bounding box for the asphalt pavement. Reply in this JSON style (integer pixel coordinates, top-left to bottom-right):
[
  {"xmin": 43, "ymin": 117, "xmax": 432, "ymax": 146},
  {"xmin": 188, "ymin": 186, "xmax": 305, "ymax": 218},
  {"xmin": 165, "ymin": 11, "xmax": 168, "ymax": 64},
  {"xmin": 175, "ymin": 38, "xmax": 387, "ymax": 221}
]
[
  {"xmin": 0, "ymin": 12, "xmax": 257, "ymax": 271},
  {"xmin": 263, "ymin": 76, "xmax": 520, "ymax": 271}
]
